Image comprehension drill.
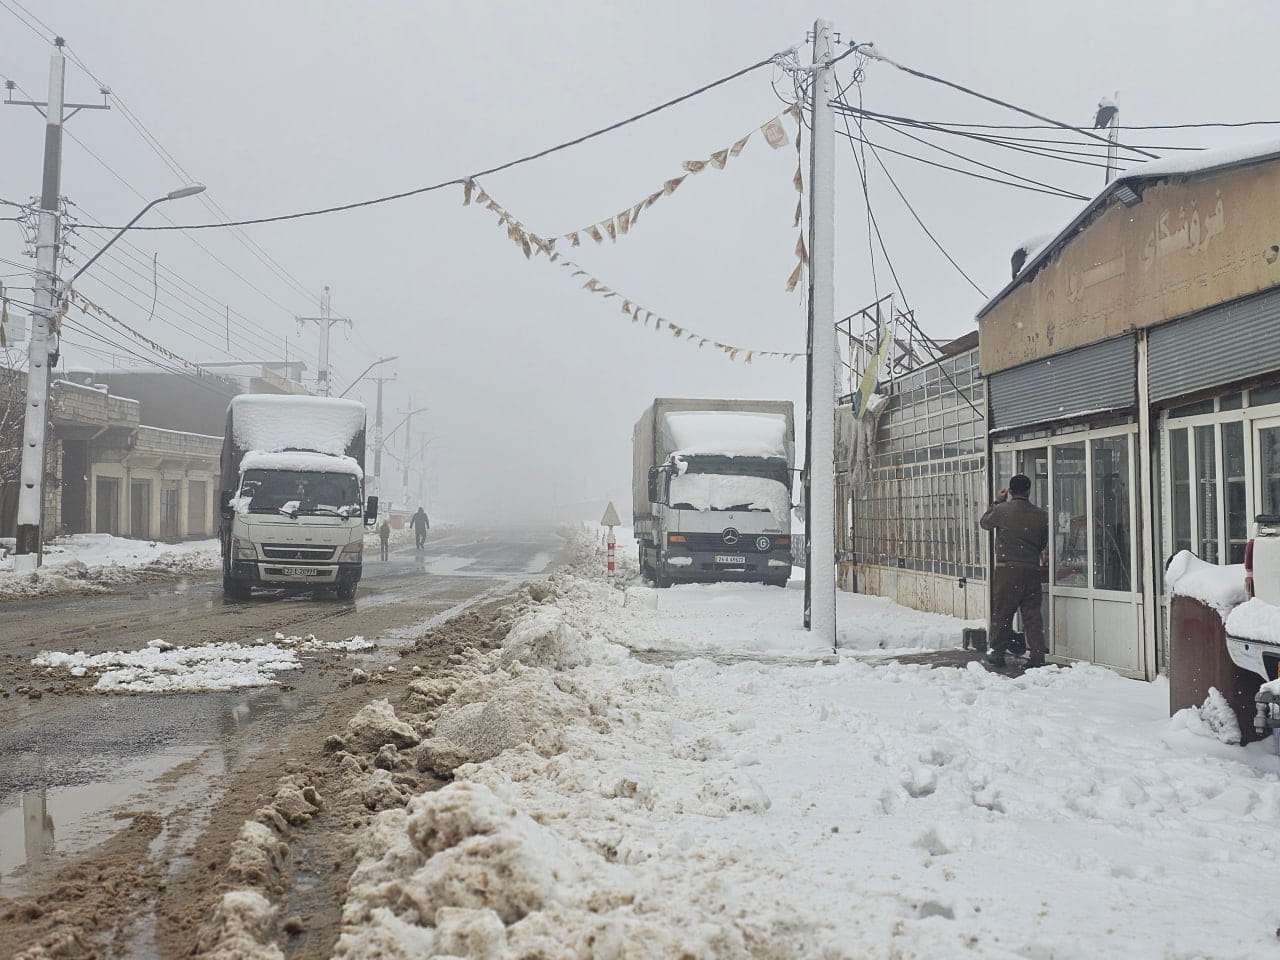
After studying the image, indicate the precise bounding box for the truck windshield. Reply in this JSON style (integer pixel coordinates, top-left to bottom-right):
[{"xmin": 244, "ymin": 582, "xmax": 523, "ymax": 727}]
[
  {"xmin": 674, "ymin": 455, "xmax": 791, "ymax": 489},
  {"xmin": 238, "ymin": 469, "xmax": 361, "ymax": 516}
]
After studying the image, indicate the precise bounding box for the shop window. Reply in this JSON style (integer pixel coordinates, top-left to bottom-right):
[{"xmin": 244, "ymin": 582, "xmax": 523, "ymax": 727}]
[
  {"xmin": 1220, "ymin": 393, "xmax": 1243, "ymax": 411},
  {"xmin": 1195, "ymin": 425, "xmax": 1218, "ymax": 564},
  {"xmin": 1261, "ymin": 425, "xmax": 1280, "ymax": 516},
  {"xmin": 1251, "ymin": 385, "xmax": 1280, "ymax": 408},
  {"xmin": 1092, "ymin": 436, "xmax": 1131, "ymax": 591},
  {"xmin": 1053, "ymin": 443, "xmax": 1088, "ymax": 586},
  {"xmin": 1170, "ymin": 429, "xmax": 1191, "ymax": 555},
  {"xmin": 1223, "ymin": 422, "xmax": 1247, "ymax": 563}
]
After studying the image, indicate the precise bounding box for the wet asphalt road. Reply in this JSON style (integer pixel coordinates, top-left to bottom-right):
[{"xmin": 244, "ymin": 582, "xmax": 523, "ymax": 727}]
[{"xmin": 0, "ymin": 524, "xmax": 565, "ymax": 887}]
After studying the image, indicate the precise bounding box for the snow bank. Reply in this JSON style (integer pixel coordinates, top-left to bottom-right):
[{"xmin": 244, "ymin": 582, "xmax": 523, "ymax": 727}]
[
  {"xmin": 335, "ymin": 531, "xmax": 1280, "ymax": 958},
  {"xmin": 230, "ymin": 394, "xmax": 364, "ymax": 456},
  {"xmin": 1227, "ymin": 596, "xmax": 1280, "ymax": 645},
  {"xmin": 663, "ymin": 411, "xmax": 787, "ymax": 457},
  {"xmin": 1166, "ymin": 550, "xmax": 1247, "ymax": 620},
  {"xmin": 667, "ymin": 473, "xmax": 790, "ymax": 524}
]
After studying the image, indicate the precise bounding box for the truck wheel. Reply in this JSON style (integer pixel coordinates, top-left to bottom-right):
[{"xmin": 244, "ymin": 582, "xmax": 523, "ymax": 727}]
[
  {"xmin": 651, "ymin": 567, "xmax": 671, "ymax": 589},
  {"xmin": 335, "ymin": 579, "xmax": 357, "ymax": 602},
  {"xmin": 223, "ymin": 573, "xmax": 251, "ymax": 601},
  {"xmin": 766, "ymin": 577, "xmax": 789, "ymax": 589}
]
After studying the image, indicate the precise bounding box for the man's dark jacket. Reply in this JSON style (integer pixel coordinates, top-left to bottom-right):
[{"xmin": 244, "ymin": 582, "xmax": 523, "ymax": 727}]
[{"xmin": 980, "ymin": 496, "xmax": 1049, "ymax": 569}]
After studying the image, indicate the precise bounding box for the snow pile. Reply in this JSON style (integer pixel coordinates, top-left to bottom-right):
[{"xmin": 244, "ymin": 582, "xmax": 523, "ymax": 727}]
[
  {"xmin": 1166, "ymin": 549, "xmax": 1247, "ymax": 619},
  {"xmin": 231, "ymin": 393, "xmax": 364, "ymax": 456},
  {"xmin": 0, "ymin": 567, "xmax": 112, "ymax": 600},
  {"xmin": 663, "ymin": 410, "xmax": 788, "ymax": 457},
  {"xmin": 667, "ymin": 473, "xmax": 790, "ymax": 524},
  {"xmin": 0, "ymin": 534, "xmax": 221, "ymax": 600},
  {"xmin": 335, "ymin": 533, "xmax": 1280, "ymax": 958},
  {"xmin": 31, "ymin": 632, "xmax": 376, "ymax": 692},
  {"xmin": 1227, "ymin": 596, "xmax": 1280, "ymax": 644},
  {"xmin": 1170, "ymin": 687, "xmax": 1243, "ymax": 745}
]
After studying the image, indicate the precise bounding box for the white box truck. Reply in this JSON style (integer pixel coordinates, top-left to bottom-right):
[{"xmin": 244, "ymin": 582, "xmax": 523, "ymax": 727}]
[
  {"xmin": 633, "ymin": 398, "xmax": 795, "ymax": 588},
  {"xmin": 219, "ymin": 394, "xmax": 378, "ymax": 601}
]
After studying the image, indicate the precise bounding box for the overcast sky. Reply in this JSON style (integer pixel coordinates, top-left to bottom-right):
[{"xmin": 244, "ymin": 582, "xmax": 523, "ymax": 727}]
[{"xmin": 1, "ymin": 1, "xmax": 1273, "ymax": 524}]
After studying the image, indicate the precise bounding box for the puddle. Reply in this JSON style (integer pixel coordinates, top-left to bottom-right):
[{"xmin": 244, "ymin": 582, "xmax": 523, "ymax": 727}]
[{"xmin": 0, "ymin": 685, "xmax": 315, "ymax": 893}]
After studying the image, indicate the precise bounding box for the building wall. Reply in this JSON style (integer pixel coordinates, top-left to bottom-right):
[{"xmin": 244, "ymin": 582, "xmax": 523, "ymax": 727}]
[{"xmin": 979, "ymin": 162, "xmax": 1280, "ymax": 375}]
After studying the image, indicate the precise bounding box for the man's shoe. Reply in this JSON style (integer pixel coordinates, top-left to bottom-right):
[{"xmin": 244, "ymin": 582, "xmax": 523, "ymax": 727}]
[
  {"xmin": 985, "ymin": 653, "xmax": 1006, "ymax": 670},
  {"xmin": 1024, "ymin": 657, "xmax": 1048, "ymax": 669}
]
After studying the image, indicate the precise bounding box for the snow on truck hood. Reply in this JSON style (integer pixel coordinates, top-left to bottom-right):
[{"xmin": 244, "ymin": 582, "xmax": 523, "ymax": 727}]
[
  {"xmin": 230, "ymin": 394, "xmax": 364, "ymax": 456},
  {"xmin": 667, "ymin": 474, "xmax": 791, "ymax": 524},
  {"xmin": 240, "ymin": 449, "xmax": 363, "ymax": 477},
  {"xmin": 663, "ymin": 411, "xmax": 789, "ymax": 458}
]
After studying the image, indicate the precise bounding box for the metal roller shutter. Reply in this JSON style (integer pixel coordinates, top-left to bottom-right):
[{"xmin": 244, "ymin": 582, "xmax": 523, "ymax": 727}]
[
  {"xmin": 988, "ymin": 335, "xmax": 1135, "ymax": 432},
  {"xmin": 1148, "ymin": 286, "xmax": 1280, "ymax": 403}
]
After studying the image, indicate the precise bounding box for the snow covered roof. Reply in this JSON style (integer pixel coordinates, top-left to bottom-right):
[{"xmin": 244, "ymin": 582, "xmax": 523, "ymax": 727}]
[
  {"xmin": 978, "ymin": 136, "xmax": 1280, "ymax": 319},
  {"xmin": 663, "ymin": 411, "xmax": 789, "ymax": 457},
  {"xmin": 230, "ymin": 394, "xmax": 364, "ymax": 456}
]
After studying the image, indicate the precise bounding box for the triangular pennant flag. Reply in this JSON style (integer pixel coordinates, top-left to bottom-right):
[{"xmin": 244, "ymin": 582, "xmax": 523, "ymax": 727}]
[
  {"xmin": 786, "ymin": 262, "xmax": 805, "ymax": 293},
  {"xmin": 630, "ymin": 201, "xmax": 645, "ymax": 227},
  {"xmin": 670, "ymin": 325, "xmax": 683, "ymax": 336},
  {"xmin": 663, "ymin": 176, "xmax": 686, "ymax": 195},
  {"xmin": 587, "ymin": 225, "xmax": 604, "ymax": 244},
  {"xmin": 616, "ymin": 209, "xmax": 631, "ymax": 235},
  {"xmin": 682, "ymin": 159, "xmax": 707, "ymax": 174},
  {"xmin": 476, "ymin": 190, "xmax": 490, "ymax": 206},
  {"xmin": 729, "ymin": 134, "xmax": 750, "ymax": 157},
  {"xmin": 794, "ymin": 198, "xmax": 803, "ymax": 228},
  {"xmin": 786, "ymin": 102, "xmax": 802, "ymax": 121},
  {"xmin": 602, "ymin": 291, "xmax": 618, "ymax": 299},
  {"xmin": 761, "ymin": 117, "xmax": 789, "ymax": 149},
  {"xmin": 645, "ymin": 190, "xmax": 663, "ymax": 207},
  {"xmin": 569, "ymin": 232, "xmax": 581, "ymax": 247},
  {"xmin": 507, "ymin": 222, "xmax": 522, "ymax": 244},
  {"xmin": 603, "ymin": 219, "xmax": 617, "ymax": 241},
  {"xmin": 463, "ymin": 180, "xmax": 475, "ymax": 206},
  {"xmin": 486, "ymin": 200, "xmax": 501, "ymax": 214},
  {"xmin": 709, "ymin": 148, "xmax": 729, "ymax": 169},
  {"xmin": 584, "ymin": 279, "xmax": 602, "ymax": 292},
  {"xmin": 520, "ymin": 233, "xmax": 532, "ymax": 259},
  {"xmin": 622, "ymin": 300, "xmax": 632, "ymax": 314},
  {"xmin": 744, "ymin": 352, "xmax": 754, "ymax": 364},
  {"xmin": 794, "ymin": 167, "xmax": 804, "ymax": 193},
  {"xmin": 796, "ymin": 234, "xmax": 809, "ymax": 264},
  {"xmin": 571, "ymin": 270, "xmax": 588, "ymax": 278},
  {"xmin": 728, "ymin": 349, "xmax": 740, "ymax": 361}
]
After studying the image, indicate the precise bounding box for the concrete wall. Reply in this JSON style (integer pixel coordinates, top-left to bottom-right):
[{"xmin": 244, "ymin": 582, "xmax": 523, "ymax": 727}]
[{"xmin": 859, "ymin": 563, "xmax": 988, "ymax": 622}]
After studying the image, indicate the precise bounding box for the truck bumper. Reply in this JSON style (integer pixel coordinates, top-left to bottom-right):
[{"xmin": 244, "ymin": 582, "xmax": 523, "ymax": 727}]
[
  {"xmin": 664, "ymin": 550, "xmax": 791, "ymax": 583},
  {"xmin": 232, "ymin": 560, "xmax": 361, "ymax": 588}
]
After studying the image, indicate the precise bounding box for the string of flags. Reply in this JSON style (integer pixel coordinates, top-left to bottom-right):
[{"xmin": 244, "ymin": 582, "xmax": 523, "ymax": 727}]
[
  {"xmin": 66, "ymin": 288, "xmax": 222, "ymax": 379},
  {"xmin": 460, "ymin": 105, "xmax": 807, "ymax": 363},
  {"xmin": 787, "ymin": 104, "xmax": 807, "ymax": 294}
]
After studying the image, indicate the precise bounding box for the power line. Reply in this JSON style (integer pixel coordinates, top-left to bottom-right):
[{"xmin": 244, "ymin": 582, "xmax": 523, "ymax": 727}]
[
  {"xmin": 859, "ymin": 44, "xmax": 1160, "ymax": 160},
  {"xmin": 78, "ymin": 49, "xmax": 793, "ymax": 231}
]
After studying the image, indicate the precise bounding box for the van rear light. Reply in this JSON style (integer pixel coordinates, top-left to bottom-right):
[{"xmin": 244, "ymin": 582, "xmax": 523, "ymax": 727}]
[{"xmin": 1245, "ymin": 538, "xmax": 1255, "ymax": 598}]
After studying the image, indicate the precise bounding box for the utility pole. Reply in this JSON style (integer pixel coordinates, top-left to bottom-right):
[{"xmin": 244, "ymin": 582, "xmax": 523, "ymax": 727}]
[
  {"xmin": 370, "ymin": 369, "xmax": 394, "ymax": 495},
  {"xmin": 295, "ymin": 285, "xmax": 351, "ymax": 396},
  {"xmin": 804, "ymin": 19, "xmax": 838, "ymax": 649},
  {"xmin": 7, "ymin": 39, "xmax": 110, "ymax": 569},
  {"xmin": 1095, "ymin": 94, "xmax": 1120, "ymax": 184}
]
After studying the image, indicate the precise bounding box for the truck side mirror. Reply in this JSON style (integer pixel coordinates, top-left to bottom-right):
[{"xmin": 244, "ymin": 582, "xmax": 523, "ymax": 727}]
[
  {"xmin": 647, "ymin": 466, "xmax": 660, "ymax": 504},
  {"xmin": 220, "ymin": 489, "xmax": 234, "ymax": 520},
  {"xmin": 365, "ymin": 496, "xmax": 379, "ymax": 525}
]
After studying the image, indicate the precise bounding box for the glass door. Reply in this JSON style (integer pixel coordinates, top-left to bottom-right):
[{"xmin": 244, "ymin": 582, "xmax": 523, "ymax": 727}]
[{"xmin": 1256, "ymin": 417, "xmax": 1280, "ymax": 520}]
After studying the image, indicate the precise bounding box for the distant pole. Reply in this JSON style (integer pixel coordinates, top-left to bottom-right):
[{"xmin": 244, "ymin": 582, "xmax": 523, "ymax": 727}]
[
  {"xmin": 225, "ymin": 304, "xmax": 230, "ymax": 352},
  {"xmin": 805, "ymin": 19, "xmax": 838, "ymax": 650},
  {"xmin": 1107, "ymin": 98, "xmax": 1119, "ymax": 184},
  {"xmin": 296, "ymin": 284, "xmax": 352, "ymax": 396}
]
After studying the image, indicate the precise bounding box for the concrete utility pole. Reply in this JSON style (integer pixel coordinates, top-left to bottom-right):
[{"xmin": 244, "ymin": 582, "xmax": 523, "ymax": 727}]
[
  {"xmin": 7, "ymin": 39, "xmax": 110, "ymax": 569},
  {"xmin": 296, "ymin": 285, "xmax": 352, "ymax": 396},
  {"xmin": 804, "ymin": 19, "xmax": 838, "ymax": 649},
  {"xmin": 1095, "ymin": 94, "xmax": 1120, "ymax": 184},
  {"xmin": 337, "ymin": 355, "xmax": 397, "ymax": 497}
]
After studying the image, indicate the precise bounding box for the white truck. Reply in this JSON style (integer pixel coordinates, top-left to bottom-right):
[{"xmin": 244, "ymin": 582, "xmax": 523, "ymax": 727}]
[
  {"xmin": 219, "ymin": 394, "xmax": 378, "ymax": 601},
  {"xmin": 633, "ymin": 398, "xmax": 795, "ymax": 588}
]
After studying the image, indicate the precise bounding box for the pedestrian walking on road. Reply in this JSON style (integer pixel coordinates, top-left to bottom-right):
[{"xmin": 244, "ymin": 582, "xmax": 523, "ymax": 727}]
[
  {"xmin": 378, "ymin": 519, "xmax": 391, "ymax": 561},
  {"xmin": 411, "ymin": 507, "xmax": 430, "ymax": 550},
  {"xmin": 980, "ymin": 473, "xmax": 1050, "ymax": 670}
]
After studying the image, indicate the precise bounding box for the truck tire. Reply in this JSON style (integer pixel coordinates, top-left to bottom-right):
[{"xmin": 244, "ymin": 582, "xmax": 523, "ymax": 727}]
[
  {"xmin": 223, "ymin": 572, "xmax": 251, "ymax": 601},
  {"xmin": 651, "ymin": 566, "xmax": 671, "ymax": 589},
  {"xmin": 766, "ymin": 577, "xmax": 789, "ymax": 589},
  {"xmin": 335, "ymin": 579, "xmax": 357, "ymax": 602}
]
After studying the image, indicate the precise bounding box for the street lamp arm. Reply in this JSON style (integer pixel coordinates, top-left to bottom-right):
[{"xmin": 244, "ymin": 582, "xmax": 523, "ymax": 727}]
[
  {"xmin": 338, "ymin": 355, "xmax": 399, "ymax": 398},
  {"xmin": 383, "ymin": 407, "xmax": 428, "ymax": 443},
  {"xmin": 67, "ymin": 183, "xmax": 205, "ymax": 289}
]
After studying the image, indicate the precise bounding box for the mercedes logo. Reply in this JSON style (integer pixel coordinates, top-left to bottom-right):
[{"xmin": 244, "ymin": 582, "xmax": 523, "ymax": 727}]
[{"xmin": 721, "ymin": 527, "xmax": 740, "ymax": 545}]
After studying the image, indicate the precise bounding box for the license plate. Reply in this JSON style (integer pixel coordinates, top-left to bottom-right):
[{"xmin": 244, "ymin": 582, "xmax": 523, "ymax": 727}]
[
  {"xmin": 714, "ymin": 555, "xmax": 746, "ymax": 564},
  {"xmin": 281, "ymin": 566, "xmax": 318, "ymax": 576}
]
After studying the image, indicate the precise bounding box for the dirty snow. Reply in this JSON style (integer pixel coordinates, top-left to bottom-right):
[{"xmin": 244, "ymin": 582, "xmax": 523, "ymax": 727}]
[
  {"xmin": 31, "ymin": 632, "xmax": 375, "ymax": 692},
  {"xmin": 0, "ymin": 533, "xmax": 220, "ymax": 600},
  {"xmin": 329, "ymin": 530, "xmax": 1280, "ymax": 958}
]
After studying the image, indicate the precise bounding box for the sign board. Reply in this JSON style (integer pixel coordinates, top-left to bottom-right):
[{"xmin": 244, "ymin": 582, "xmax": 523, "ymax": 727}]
[
  {"xmin": 600, "ymin": 501, "xmax": 621, "ymax": 527},
  {"xmin": 0, "ymin": 309, "xmax": 27, "ymax": 346}
]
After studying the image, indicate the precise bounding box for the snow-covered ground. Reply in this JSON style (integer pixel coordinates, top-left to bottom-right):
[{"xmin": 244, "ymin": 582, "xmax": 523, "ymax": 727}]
[
  {"xmin": 316, "ymin": 529, "xmax": 1280, "ymax": 959},
  {"xmin": 0, "ymin": 533, "xmax": 219, "ymax": 600}
]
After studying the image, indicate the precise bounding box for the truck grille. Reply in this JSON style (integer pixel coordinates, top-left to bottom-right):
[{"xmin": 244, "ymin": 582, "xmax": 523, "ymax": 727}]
[
  {"xmin": 261, "ymin": 543, "xmax": 338, "ymax": 563},
  {"xmin": 674, "ymin": 532, "xmax": 783, "ymax": 553}
]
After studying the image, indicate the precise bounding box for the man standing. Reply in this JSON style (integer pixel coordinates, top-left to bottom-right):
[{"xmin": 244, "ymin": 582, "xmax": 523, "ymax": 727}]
[
  {"xmin": 411, "ymin": 507, "xmax": 430, "ymax": 551},
  {"xmin": 378, "ymin": 518, "xmax": 391, "ymax": 561},
  {"xmin": 980, "ymin": 473, "xmax": 1050, "ymax": 670}
]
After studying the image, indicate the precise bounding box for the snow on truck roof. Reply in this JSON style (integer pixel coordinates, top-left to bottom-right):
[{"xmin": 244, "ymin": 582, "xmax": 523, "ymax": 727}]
[
  {"xmin": 240, "ymin": 449, "xmax": 363, "ymax": 477},
  {"xmin": 663, "ymin": 410, "xmax": 789, "ymax": 457},
  {"xmin": 230, "ymin": 394, "xmax": 364, "ymax": 456}
]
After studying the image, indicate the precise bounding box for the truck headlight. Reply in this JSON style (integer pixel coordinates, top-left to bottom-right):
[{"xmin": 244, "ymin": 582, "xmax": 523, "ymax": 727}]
[
  {"xmin": 232, "ymin": 537, "xmax": 257, "ymax": 561},
  {"xmin": 339, "ymin": 541, "xmax": 363, "ymax": 561}
]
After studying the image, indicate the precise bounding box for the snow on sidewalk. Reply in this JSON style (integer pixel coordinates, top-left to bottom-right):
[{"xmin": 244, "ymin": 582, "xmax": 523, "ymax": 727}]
[
  {"xmin": 328, "ymin": 533, "xmax": 1280, "ymax": 959},
  {"xmin": 0, "ymin": 533, "xmax": 219, "ymax": 600}
]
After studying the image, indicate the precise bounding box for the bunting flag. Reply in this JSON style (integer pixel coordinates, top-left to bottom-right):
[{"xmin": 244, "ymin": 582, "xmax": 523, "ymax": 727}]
[
  {"xmin": 462, "ymin": 180, "xmax": 802, "ymax": 364},
  {"xmin": 542, "ymin": 107, "xmax": 801, "ymax": 247},
  {"xmin": 787, "ymin": 100, "xmax": 807, "ymax": 293},
  {"xmin": 66, "ymin": 289, "xmax": 225, "ymax": 379}
]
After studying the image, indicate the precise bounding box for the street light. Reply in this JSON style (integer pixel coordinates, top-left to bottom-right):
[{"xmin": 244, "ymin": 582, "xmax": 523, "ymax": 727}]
[
  {"xmin": 68, "ymin": 184, "xmax": 206, "ymax": 288},
  {"xmin": 12, "ymin": 182, "xmax": 205, "ymax": 570},
  {"xmin": 383, "ymin": 407, "xmax": 429, "ymax": 445},
  {"xmin": 338, "ymin": 355, "xmax": 398, "ymax": 399}
]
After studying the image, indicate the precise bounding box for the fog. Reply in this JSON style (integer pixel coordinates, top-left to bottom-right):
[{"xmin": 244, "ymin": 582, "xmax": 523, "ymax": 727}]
[{"xmin": 1, "ymin": 0, "xmax": 1272, "ymax": 525}]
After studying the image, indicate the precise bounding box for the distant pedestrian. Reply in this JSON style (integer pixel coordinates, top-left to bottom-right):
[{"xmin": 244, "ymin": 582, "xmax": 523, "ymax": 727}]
[
  {"xmin": 980, "ymin": 474, "xmax": 1050, "ymax": 670},
  {"xmin": 378, "ymin": 519, "xmax": 391, "ymax": 561},
  {"xmin": 411, "ymin": 507, "xmax": 430, "ymax": 550}
]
